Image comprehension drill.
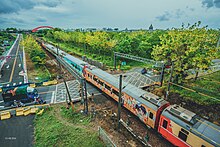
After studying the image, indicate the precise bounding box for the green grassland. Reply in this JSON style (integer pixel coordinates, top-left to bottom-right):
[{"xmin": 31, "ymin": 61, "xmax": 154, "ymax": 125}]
[
  {"xmin": 172, "ymin": 71, "xmax": 220, "ymax": 105},
  {"xmin": 34, "ymin": 104, "xmax": 103, "ymax": 147}
]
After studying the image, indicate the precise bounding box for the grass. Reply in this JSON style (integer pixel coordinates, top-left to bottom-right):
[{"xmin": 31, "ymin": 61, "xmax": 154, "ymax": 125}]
[
  {"xmin": 34, "ymin": 105, "xmax": 104, "ymax": 147},
  {"xmin": 171, "ymin": 71, "xmax": 220, "ymax": 105}
]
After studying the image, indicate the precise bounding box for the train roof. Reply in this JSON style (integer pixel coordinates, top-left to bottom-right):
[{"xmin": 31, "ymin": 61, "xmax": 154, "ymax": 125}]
[
  {"xmin": 162, "ymin": 105, "xmax": 220, "ymax": 147},
  {"xmin": 87, "ymin": 66, "xmax": 168, "ymax": 111},
  {"xmin": 44, "ymin": 43, "xmax": 87, "ymax": 67},
  {"xmin": 64, "ymin": 54, "xmax": 87, "ymax": 67}
]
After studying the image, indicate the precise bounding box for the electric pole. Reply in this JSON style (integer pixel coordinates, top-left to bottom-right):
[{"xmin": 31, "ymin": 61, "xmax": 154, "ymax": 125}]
[
  {"xmin": 117, "ymin": 75, "xmax": 122, "ymax": 130},
  {"xmin": 160, "ymin": 63, "xmax": 165, "ymax": 87},
  {"xmin": 56, "ymin": 44, "xmax": 74, "ymax": 110},
  {"xmin": 166, "ymin": 61, "xmax": 174, "ymax": 99},
  {"xmin": 81, "ymin": 78, "xmax": 88, "ymax": 114}
]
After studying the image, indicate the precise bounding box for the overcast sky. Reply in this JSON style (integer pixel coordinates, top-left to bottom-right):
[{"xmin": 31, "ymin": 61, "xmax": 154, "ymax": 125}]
[{"xmin": 0, "ymin": 0, "xmax": 219, "ymax": 30}]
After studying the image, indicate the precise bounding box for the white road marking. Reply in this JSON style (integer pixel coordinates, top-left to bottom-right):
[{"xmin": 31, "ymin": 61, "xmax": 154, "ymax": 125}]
[
  {"xmin": 6, "ymin": 65, "xmax": 9, "ymax": 69},
  {"xmin": 50, "ymin": 91, "xmax": 55, "ymax": 104},
  {"xmin": 19, "ymin": 64, "xmax": 21, "ymax": 67},
  {"xmin": 6, "ymin": 84, "xmax": 10, "ymax": 87},
  {"xmin": 0, "ymin": 100, "xmax": 4, "ymax": 103},
  {"xmin": 13, "ymin": 83, "xmax": 16, "ymax": 86},
  {"xmin": 19, "ymin": 82, "xmax": 22, "ymax": 84}
]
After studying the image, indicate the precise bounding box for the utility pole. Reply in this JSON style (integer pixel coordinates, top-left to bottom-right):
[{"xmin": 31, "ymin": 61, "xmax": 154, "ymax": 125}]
[
  {"xmin": 56, "ymin": 44, "xmax": 74, "ymax": 110},
  {"xmin": 80, "ymin": 78, "xmax": 88, "ymax": 114},
  {"xmin": 160, "ymin": 63, "xmax": 165, "ymax": 87},
  {"xmin": 117, "ymin": 75, "xmax": 122, "ymax": 130},
  {"xmin": 81, "ymin": 78, "xmax": 88, "ymax": 114},
  {"xmin": 63, "ymin": 77, "xmax": 74, "ymax": 110},
  {"xmin": 166, "ymin": 61, "xmax": 174, "ymax": 99},
  {"xmin": 114, "ymin": 52, "xmax": 117, "ymax": 70}
]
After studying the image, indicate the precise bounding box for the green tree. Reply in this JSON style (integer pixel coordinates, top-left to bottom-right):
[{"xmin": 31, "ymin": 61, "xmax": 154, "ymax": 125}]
[
  {"xmin": 152, "ymin": 22, "xmax": 220, "ymax": 82},
  {"xmin": 21, "ymin": 35, "xmax": 46, "ymax": 67}
]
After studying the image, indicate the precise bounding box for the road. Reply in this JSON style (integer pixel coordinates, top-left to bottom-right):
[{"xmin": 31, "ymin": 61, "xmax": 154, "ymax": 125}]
[
  {"xmin": 0, "ymin": 34, "xmax": 24, "ymax": 86},
  {"xmin": 0, "ymin": 34, "xmax": 36, "ymax": 147},
  {"xmin": 0, "ymin": 115, "xmax": 35, "ymax": 147}
]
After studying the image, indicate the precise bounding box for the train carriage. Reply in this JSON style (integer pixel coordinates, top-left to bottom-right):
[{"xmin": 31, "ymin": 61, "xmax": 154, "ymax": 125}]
[
  {"xmin": 158, "ymin": 105, "xmax": 220, "ymax": 147},
  {"xmin": 84, "ymin": 66, "xmax": 169, "ymax": 129}
]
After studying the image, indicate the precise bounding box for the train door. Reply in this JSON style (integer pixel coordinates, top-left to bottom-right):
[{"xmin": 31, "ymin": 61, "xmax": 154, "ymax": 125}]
[
  {"xmin": 160, "ymin": 117, "xmax": 169, "ymax": 138},
  {"xmin": 148, "ymin": 110, "xmax": 155, "ymax": 128}
]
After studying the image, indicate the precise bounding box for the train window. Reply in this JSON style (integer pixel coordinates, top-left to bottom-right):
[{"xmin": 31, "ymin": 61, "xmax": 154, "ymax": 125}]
[
  {"xmin": 93, "ymin": 76, "xmax": 98, "ymax": 82},
  {"xmin": 87, "ymin": 73, "xmax": 90, "ymax": 78},
  {"xmin": 149, "ymin": 112, "xmax": 154, "ymax": 119},
  {"xmin": 112, "ymin": 89, "xmax": 119, "ymax": 97},
  {"xmin": 181, "ymin": 128, "xmax": 189, "ymax": 135},
  {"xmin": 162, "ymin": 120, "xmax": 168, "ymax": 129},
  {"xmin": 178, "ymin": 131, "xmax": 187, "ymax": 142},
  {"xmin": 105, "ymin": 84, "xmax": 111, "ymax": 91},
  {"xmin": 98, "ymin": 80, "xmax": 104, "ymax": 86}
]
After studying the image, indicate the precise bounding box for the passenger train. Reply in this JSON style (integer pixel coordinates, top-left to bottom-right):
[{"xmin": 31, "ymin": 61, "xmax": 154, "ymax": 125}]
[{"xmin": 42, "ymin": 42, "xmax": 220, "ymax": 147}]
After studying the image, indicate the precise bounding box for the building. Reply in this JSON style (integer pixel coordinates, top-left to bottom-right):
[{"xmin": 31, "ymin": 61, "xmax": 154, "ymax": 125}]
[{"xmin": 149, "ymin": 24, "xmax": 153, "ymax": 31}]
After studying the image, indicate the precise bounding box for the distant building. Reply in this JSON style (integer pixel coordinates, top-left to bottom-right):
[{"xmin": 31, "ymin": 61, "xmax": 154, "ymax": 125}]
[{"xmin": 149, "ymin": 24, "xmax": 153, "ymax": 31}]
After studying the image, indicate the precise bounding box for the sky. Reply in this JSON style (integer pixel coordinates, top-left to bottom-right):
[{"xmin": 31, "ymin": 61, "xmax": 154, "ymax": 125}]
[{"xmin": 0, "ymin": 0, "xmax": 220, "ymax": 30}]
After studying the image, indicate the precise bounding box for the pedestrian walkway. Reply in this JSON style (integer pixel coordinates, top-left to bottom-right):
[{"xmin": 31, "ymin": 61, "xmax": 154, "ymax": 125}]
[{"xmin": 52, "ymin": 80, "xmax": 80, "ymax": 103}]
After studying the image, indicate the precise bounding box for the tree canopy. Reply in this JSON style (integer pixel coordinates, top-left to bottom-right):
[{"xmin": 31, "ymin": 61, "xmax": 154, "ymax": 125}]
[
  {"xmin": 152, "ymin": 22, "xmax": 220, "ymax": 82},
  {"xmin": 21, "ymin": 35, "xmax": 46, "ymax": 67}
]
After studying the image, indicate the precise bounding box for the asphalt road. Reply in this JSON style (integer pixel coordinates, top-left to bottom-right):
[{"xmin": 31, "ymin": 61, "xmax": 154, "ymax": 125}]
[
  {"xmin": 0, "ymin": 34, "xmax": 24, "ymax": 86},
  {"xmin": 0, "ymin": 35, "xmax": 35, "ymax": 147},
  {"xmin": 0, "ymin": 115, "xmax": 35, "ymax": 147}
]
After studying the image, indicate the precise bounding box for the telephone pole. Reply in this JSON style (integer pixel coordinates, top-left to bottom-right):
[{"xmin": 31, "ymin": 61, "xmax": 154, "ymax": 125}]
[
  {"xmin": 166, "ymin": 61, "xmax": 174, "ymax": 99},
  {"xmin": 56, "ymin": 44, "xmax": 74, "ymax": 110},
  {"xmin": 117, "ymin": 75, "xmax": 122, "ymax": 130}
]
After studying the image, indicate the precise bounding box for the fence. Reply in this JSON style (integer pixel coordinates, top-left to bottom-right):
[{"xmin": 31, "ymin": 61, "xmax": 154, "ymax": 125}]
[{"xmin": 98, "ymin": 126, "xmax": 116, "ymax": 147}]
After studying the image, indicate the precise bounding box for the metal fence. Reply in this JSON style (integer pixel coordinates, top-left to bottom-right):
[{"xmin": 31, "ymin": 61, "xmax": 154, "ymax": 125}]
[{"xmin": 98, "ymin": 126, "xmax": 117, "ymax": 147}]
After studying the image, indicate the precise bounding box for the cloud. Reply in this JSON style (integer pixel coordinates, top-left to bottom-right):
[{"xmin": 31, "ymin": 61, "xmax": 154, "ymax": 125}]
[
  {"xmin": 36, "ymin": 17, "xmax": 47, "ymax": 22},
  {"xmin": 201, "ymin": 0, "xmax": 220, "ymax": 8},
  {"xmin": 14, "ymin": 18, "xmax": 25, "ymax": 23},
  {"xmin": 155, "ymin": 11, "xmax": 171, "ymax": 21},
  {"xmin": 0, "ymin": 0, "xmax": 62, "ymax": 14},
  {"xmin": 186, "ymin": 6, "xmax": 195, "ymax": 11},
  {"xmin": 175, "ymin": 9, "xmax": 185, "ymax": 18},
  {"xmin": 156, "ymin": 9, "xmax": 185, "ymax": 21},
  {"xmin": 38, "ymin": 0, "xmax": 62, "ymax": 8}
]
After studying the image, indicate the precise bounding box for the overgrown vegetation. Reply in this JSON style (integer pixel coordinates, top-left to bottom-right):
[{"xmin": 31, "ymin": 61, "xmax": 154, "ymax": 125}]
[
  {"xmin": 34, "ymin": 105, "xmax": 103, "ymax": 147},
  {"xmin": 172, "ymin": 71, "xmax": 220, "ymax": 104},
  {"xmin": 21, "ymin": 35, "xmax": 50, "ymax": 82},
  {"xmin": 21, "ymin": 35, "xmax": 46, "ymax": 67}
]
